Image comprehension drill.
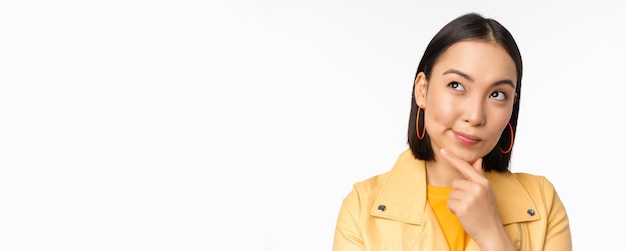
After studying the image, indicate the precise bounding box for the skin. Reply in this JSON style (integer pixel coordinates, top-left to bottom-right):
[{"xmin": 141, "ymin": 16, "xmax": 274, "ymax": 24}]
[{"xmin": 414, "ymin": 40, "xmax": 518, "ymax": 251}]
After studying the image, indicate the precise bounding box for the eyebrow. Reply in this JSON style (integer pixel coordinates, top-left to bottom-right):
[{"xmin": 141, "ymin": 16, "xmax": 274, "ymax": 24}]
[{"xmin": 443, "ymin": 69, "xmax": 515, "ymax": 88}]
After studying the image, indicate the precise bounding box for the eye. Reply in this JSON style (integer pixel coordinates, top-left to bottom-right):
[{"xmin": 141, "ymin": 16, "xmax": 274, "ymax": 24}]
[
  {"xmin": 490, "ymin": 91, "xmax": 507, "ymax": 101},
  {"xmin": 447, "ymin": 81, "xmax": 465, "ymax": 91}
]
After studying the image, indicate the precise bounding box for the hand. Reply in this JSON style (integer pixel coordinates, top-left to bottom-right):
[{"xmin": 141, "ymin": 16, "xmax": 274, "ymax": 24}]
[{"xmin": 439, "ymin": 148, "xmax": 514, "ymax": 251}]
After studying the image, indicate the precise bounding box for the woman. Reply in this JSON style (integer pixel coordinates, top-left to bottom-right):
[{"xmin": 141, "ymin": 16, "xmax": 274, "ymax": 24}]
[{"xmin": 332, "ymin": 13, "xmax": 572, "ymax": 251}]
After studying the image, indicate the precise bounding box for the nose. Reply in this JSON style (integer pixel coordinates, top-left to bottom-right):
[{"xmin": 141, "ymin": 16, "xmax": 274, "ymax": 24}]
[{"xmin": 463, "ymin": 98, "xmax": 486, "ymax": 126}]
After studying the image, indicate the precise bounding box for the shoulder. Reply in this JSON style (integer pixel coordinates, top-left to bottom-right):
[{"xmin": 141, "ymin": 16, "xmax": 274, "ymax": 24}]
[
  {"xmin": 510, "ymin": 172, "xmax": 558, "ymax": 195},
  {"xmin": 348, "ymin": 149, "xmax": 422, "ymax": 196},
  {"xmin": 335, "ymin": 171, "xmax": 391, "ymax": 228},
  {"xmin": 487, "ymin": 171, "xmax": 563, "ymax": 212},
  {"xmin": 487, "ymin": 171, "xmax": 556, "ymax": 191},
  {"xmin": 345, "ymin": 170, "xmax": 392, "ymax": 203}
]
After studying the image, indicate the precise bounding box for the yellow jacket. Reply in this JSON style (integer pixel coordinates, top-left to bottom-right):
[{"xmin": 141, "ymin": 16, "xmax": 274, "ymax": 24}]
[{"xmin": 333, "ymin": 150, "xmax": 571, "ymax": 251}]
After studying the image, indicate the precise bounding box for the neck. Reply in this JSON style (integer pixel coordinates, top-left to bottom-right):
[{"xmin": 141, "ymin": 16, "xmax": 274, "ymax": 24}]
[{"xmin": 425, "ymin": 160, "xmax": 465, "ymax": 187}]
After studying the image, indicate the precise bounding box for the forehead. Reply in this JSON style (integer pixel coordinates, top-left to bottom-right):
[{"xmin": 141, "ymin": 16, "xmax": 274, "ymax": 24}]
[{"xmin": 432, "ymin": 40, "xmax": 517, "ymax": 85}]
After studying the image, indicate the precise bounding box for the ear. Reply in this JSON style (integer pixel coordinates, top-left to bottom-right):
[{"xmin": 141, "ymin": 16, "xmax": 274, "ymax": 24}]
[{"xmin": 414, "ymin": 72, "xmax": 428, "ymax": 108}]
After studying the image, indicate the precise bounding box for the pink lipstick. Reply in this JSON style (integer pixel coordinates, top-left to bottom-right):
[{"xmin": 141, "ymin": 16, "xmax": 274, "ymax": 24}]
[{"xmin": 454, "ymin": 132, "xmax": 481, "ymax": 145}]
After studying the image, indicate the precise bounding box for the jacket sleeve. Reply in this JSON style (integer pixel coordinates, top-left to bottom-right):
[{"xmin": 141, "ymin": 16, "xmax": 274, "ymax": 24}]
[
  {"xmin": 542, "ymin": 178, "xmax": 572, "ymax": 251},
  {"xmin": 333, "ymin": 185, "xmax": 365, "ymax": 251}
]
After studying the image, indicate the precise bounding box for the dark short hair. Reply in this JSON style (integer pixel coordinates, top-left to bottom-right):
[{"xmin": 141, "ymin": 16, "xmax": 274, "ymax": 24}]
[{"xmin": 408, "ymin": 13, "xmax": 523, "ymax": 172}]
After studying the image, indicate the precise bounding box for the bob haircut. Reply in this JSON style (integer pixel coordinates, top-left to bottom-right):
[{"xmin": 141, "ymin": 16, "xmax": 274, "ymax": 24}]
[{"xmin": 408, "ymin": 13, "xmax": 523, "ymax": 172}]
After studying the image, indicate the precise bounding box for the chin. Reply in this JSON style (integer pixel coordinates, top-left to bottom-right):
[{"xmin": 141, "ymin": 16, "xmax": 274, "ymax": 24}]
[{"xmin": 450, "ymin": 148, "xmax": 483, "ymax": 164}]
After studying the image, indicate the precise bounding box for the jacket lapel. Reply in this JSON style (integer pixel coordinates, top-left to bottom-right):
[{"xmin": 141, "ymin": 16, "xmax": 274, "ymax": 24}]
[
  {"xmin": 485, "ymin": 171, "xmax": 541, "ymax": 224},
  {"xmin": 369, "ymin": 150, "xmax": 427, "ymax": 225},
  {"xmin": 368, "ymin": 149, "xmax": 540, "ymax": 250},
  {"xmin": 370, "ymin": 150, "xmax": 541, "ymax": 224},
  {"xmin": 369, "ymin": 150, "xmax": 451, "ymax": 250}
]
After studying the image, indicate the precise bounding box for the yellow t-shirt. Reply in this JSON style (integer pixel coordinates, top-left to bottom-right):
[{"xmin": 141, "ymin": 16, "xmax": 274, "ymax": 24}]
[{"xmin": 427, "ymin": 184, "xmax": 471, "ymax": 251}]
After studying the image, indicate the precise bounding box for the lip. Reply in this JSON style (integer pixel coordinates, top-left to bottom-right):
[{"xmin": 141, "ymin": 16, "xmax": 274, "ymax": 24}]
[{"xmin": 454, "ymin": 131, "xmax": 482, "ymax": 146}]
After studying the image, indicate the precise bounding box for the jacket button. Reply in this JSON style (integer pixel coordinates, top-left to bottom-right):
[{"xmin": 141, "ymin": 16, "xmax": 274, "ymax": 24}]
[
  {"xmin": 377, "ymin": 205, "xmax": 386, "ymax": 212},
  {"xmin": 527, "ymin": 209, "xmax": 535, "ymax": 216}
]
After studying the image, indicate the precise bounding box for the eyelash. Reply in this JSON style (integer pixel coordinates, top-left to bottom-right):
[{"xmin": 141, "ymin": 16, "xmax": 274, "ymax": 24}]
[
  {"xmin": 447, "ymin": 81, "xmax": 508, "ymax": 101},
  {"xmin": 490, "ymin": 91, "xmax": 507, "ymax": 100},
  {"xmin": 448, "ymin": 81, "xmax": 463, "ymax": 91}
]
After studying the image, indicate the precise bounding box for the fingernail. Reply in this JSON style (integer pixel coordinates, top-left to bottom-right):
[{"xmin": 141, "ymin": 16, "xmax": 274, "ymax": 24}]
[{"xmin": 440, "ymin": 148, "xmax": 448, "ymax": 155}]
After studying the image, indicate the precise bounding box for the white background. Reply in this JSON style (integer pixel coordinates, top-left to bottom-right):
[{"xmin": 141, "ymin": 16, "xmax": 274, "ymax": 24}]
[{"xmin": 1, "ymin": 0, "xmax": 624, "ymax": 250}]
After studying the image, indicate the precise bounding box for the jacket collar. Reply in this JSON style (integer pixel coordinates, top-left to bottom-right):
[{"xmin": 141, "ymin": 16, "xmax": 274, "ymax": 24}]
[{"xmin": 370, "ymin": 149, "xmax": 540, "ymax": 225}]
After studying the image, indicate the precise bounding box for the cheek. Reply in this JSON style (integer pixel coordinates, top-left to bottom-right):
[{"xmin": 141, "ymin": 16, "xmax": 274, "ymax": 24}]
[
  {"xmin": 489, "ymin": 111, "xmax": 514, "ymax": 141},
  {"xmin": 496, "ymin": 117, "xmax": 512, "ymax": 135},
  {"xmin": 424, "ymin": 95, "xmax": 458, "ymax": 130}
]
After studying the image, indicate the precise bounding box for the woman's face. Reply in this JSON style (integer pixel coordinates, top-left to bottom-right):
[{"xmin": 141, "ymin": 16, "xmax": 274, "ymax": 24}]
[{"xmin": 415, "ymin": 40, "xmax": 517, "ymax": 164}]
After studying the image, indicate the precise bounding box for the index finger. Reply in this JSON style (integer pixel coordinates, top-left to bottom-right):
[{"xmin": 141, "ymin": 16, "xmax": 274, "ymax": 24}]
[{"xmin": 440, "ymin": 148, "xmax": 484, "ymax": 181}]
